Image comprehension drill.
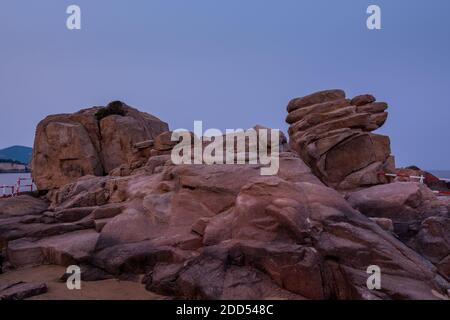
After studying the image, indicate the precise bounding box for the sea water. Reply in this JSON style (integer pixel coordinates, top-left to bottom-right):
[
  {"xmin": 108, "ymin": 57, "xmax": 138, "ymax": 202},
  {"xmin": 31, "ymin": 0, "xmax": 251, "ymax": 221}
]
[{"xmin": 0, "ymin": 172, "xmax": 33, "ymax": 196}]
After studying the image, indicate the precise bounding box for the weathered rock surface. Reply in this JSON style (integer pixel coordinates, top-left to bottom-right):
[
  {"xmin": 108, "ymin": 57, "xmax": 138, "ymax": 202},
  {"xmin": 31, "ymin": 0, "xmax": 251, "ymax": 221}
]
[
  {"xmin": 286, "ymin": 90, "xmax": 394, "ymax": 190},
  {"xmin": 347, "ymin": 182, "xmax": 445, "ymax": 232},
  {"xmin": 2, "ymin": 152, "xmax": 449, "ymax": 299},
  {"xmin": 144, "ymin": 174, "xmax": 448, "ymax": 299},
  {"xmin": 0, "ymin": 282, "xmax": 47, "ymax": 300},
  {"xmin": 7, "ymin": 230, "xmax": 99, "ymax": 267},
  {"xmin": 2, "ymin": 94, "xmax": 449, "ymax": 300},
  {"xmin": 415, "ymin": 217, "xmax": 450, "ymax": 270},
  {"xmin": 347, "ymin": 182, "xmax": 450, "ymax": 279},
  {"xmin": 31, "ymin": 102, "xmax": 168, "ymax": 190},
  {"xmin": 0, "ymin": 195, "xmax": 48, "ymax": 217}
]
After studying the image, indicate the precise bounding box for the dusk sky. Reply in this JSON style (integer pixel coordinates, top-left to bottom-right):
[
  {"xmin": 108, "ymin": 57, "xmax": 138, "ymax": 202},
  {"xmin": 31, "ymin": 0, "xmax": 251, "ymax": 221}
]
[{"xmin": 0, "ymin": 0, "xmax": 449, "ymax": 169}]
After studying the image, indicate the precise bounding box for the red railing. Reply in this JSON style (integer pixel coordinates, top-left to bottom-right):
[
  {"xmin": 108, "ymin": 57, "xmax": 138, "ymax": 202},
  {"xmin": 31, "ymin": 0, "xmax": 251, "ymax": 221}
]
[
  {"xmin": 0, "ymin": 177, "xmax": 35, "ymax": 198},
  {"xmin": 378, "ymin": 171, "xmax": 450, "ymax": 196}
]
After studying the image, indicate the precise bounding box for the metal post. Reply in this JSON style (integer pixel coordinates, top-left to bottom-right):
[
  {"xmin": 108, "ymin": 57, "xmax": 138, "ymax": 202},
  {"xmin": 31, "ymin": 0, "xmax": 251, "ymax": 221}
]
[{"xmin": 16, "ymin": 178, "xmax": 20, "ymax": 196}]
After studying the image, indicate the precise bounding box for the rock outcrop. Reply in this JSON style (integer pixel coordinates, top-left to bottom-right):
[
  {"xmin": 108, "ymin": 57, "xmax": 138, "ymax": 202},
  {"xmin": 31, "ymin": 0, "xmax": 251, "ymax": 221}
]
[
  {"xmin": 286, "ymin": 90, "xmax": 394, "ymax": 190},
  {"xmin": 2, "ymin": 91, "xmax": 450, "ymax": 300},
  {"xmin": 2, "ymin": 152, "xmax": 449, "ymax": 299},
  {"xmin": 0, "ymin": 282, "xmax": 47, "ymax": 300},
  {"xmin": 347, "ymin": 182, "xmax": 446, "ymax": 238},
  {"xmin": 347, "ymin": 182, "xmax": 450, "ymax": 280},
  {"xmin": 31, "ymin": 101, "xmax": 168, "ymax": 190}
]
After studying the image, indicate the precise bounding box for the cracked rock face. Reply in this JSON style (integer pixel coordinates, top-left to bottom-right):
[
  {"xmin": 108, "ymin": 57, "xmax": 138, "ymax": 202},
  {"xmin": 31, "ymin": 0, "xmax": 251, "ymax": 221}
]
[
  {"xmin": 286, "ymin": 89, "xmax": 395, "ymax": 190},
  {"xmin": 31, "ymin": 103, "xmax": 168, "ymax": 190},
  {"xmin": 2, "ymin": 153, "xmax": 449, "ymax": 300},
  {"xmin": 3, "ymin": 92, "xmax": 449, "ymax": 300}
]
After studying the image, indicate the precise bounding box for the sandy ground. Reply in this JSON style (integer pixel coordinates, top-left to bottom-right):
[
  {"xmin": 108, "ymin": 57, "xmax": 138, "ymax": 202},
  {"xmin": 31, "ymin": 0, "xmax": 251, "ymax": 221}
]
[{"xmin": 0, "ymin": 265, "xmax": 165, "ymax": 300}]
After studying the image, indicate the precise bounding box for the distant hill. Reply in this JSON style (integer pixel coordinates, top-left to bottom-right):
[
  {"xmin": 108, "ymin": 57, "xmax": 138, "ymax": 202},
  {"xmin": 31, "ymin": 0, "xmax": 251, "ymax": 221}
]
[{"xmin": 0, "ymin": 146, "xmax": 33, "ymax": 164}]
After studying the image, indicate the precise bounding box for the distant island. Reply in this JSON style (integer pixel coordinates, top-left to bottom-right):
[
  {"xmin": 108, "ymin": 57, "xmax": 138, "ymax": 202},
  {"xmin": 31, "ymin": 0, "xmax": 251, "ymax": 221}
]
[{"xmin": 0, "ymin": 145, "xmax": 32, "ymax": 173}]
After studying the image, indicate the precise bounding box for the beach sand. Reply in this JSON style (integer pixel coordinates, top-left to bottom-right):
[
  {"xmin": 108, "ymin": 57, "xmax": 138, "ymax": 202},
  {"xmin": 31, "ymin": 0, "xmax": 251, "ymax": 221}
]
[{"xmin": 0, "ymin": 265, "xmax": 165, "ymax": 300}]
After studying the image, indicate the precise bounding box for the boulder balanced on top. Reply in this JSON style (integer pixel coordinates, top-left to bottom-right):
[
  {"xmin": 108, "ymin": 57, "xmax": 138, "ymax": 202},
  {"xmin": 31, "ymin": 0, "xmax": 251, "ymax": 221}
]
[{"xmin": 286, "ymin": 89, "xmax": 395, "ymax": 190}]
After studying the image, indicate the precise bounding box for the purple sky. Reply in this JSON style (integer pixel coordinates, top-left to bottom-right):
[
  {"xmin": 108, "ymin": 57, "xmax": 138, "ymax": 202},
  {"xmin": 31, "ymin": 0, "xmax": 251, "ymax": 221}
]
[{"xmin": 0, "ymin": 0, "xmax": 449, "ymax": 169}]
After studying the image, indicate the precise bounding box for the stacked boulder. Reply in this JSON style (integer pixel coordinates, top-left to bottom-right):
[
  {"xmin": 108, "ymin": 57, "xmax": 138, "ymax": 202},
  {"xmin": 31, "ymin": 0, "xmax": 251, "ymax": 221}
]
[
  {"xmin": 286, "ymin": 89, "xmax": 395, "ymax": 190},
  {"xmin": 2, "ymin": 95, "xmax": 449, "ymax": 300}
]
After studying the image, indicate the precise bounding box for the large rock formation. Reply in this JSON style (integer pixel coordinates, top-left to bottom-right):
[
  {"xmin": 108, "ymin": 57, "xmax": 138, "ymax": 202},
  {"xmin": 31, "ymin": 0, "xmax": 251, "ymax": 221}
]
[
  {"xmin": 0, "ymin": 282, "xmax": 47, "ymax": 300},
  {"xmin": 2, "ymin": 92, "xmax": 449, "ymax": 300},
  {"xmin": 31, "ymin": 102, "xmax": 168, "ymax": 190},
  {"xmin": 286, "ymin": 90, "xmax": 395, "ymax": 190},
  {"xmin": 2, "ymin": 151, "xmax": 449, "ymax": 299}
]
